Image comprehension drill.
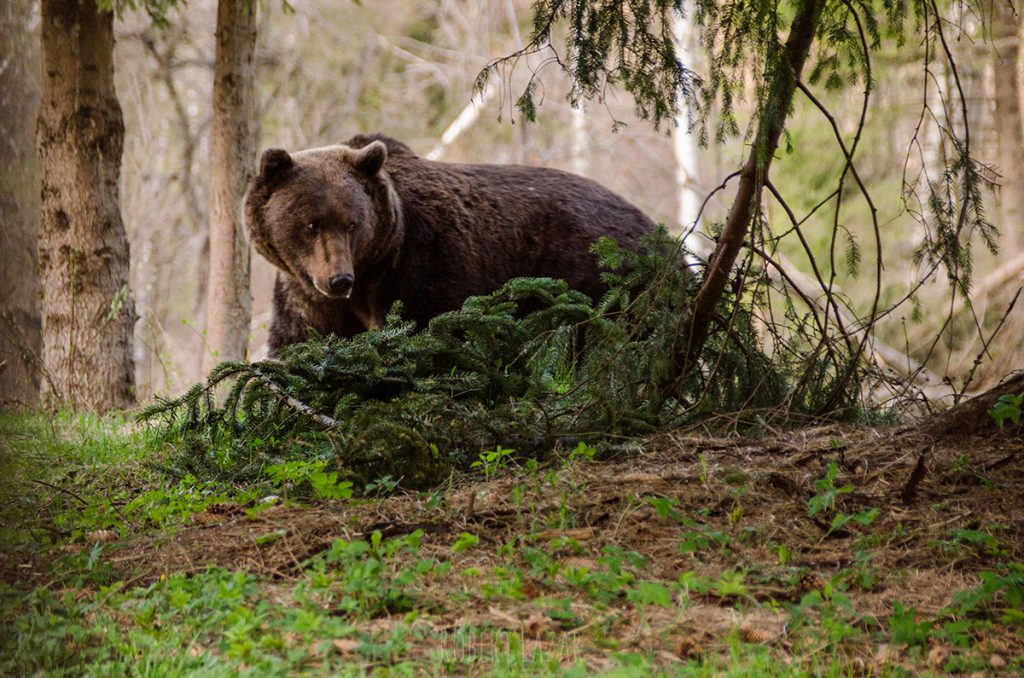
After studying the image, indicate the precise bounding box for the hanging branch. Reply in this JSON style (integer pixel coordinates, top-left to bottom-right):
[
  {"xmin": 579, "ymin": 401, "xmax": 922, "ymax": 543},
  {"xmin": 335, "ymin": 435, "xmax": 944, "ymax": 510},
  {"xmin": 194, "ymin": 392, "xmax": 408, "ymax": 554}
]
[{"xmin": 674, "ymin": 0, "xmax": 827, "ymax": 375}]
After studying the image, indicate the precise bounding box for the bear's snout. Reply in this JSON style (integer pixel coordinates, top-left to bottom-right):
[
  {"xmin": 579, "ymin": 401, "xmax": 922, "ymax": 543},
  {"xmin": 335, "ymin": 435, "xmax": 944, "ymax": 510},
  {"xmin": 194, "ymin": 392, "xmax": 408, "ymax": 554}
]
[{"xmin": 328, "ymin": 273, "xmax": 355, "ymax": 298}]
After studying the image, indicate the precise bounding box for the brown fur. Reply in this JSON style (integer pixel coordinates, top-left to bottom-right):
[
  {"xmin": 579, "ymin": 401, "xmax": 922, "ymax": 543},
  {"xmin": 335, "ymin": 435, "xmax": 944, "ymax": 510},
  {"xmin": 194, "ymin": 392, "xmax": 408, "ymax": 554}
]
[{"xmin": 245, "ymin": 133, "xmax": 656, "ymax": 356}]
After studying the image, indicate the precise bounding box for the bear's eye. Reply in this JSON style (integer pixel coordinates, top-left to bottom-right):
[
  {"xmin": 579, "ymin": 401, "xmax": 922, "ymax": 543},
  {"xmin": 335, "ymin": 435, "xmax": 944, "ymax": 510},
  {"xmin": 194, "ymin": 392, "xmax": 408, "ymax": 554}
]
[
  {"xmin": 307, "ymin": 221, "xmax": 320, "ymax": 234},
  {"xmin": 347, "ymin": 221, "xmax": 357, "ymax": 232}
]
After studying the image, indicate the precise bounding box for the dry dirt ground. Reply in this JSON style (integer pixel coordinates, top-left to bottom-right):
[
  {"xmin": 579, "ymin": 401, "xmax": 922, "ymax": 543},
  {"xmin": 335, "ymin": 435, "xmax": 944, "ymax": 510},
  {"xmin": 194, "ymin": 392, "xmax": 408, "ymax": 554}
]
[{"xmin": 100, "ymin": 423, "xmax": 1023, "ymax": 673}]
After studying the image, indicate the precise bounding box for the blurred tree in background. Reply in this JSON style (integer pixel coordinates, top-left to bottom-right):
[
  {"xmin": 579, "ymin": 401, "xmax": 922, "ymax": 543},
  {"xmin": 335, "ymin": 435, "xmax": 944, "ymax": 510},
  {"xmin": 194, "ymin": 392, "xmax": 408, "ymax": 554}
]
[
  {"xmin": 201, "ymin": 0, "xmax": 258, "ymax": 373},
  {"xmin": 0, "ymin": 0, "xmax": 41, "ymax": 407},
  {"xmin": 0, "ymin": 0, "xmax": 1021, "ymax": 410}
]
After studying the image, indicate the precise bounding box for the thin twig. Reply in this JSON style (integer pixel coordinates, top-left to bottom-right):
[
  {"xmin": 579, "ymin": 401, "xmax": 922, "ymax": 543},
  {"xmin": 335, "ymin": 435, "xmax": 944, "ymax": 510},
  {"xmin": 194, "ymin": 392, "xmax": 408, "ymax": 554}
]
[{"xmin": 32, "ymin": 479, "xmax": 88, "ymax": 505}]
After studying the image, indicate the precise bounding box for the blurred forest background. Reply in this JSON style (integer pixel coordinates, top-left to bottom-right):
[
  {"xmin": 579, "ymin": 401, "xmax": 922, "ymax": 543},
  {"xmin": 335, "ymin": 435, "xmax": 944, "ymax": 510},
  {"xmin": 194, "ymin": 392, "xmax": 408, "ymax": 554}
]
[{"xmin": 1, "ymin": 0, "xmax": 1022, "ymax": 405}]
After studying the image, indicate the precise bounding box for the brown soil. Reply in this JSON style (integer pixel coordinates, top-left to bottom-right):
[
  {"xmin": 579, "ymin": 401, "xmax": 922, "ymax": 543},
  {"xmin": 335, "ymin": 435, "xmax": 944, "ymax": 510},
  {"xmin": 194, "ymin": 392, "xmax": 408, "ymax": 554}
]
[
  {"xmin": 112, "ymin": 424, "xmax": 1023, "ymax": 579},
  {"xmin": 111, "ymin": 424, "xmax": 1022, "ymax": 633}
]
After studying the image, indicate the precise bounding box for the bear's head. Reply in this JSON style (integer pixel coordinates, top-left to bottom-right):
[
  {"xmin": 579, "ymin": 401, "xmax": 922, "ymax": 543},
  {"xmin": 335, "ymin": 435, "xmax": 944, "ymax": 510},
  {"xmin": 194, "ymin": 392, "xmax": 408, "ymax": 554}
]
[{"xmin": 245, "ymin": 140, "xmax": 402, "ymax": 301}]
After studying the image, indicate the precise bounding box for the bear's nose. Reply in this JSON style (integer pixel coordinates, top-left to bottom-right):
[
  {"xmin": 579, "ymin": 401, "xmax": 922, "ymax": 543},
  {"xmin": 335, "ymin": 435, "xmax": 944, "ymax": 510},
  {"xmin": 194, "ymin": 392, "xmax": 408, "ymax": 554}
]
[{"xmin": 329, "ymin": 273, "xmax": 354, "ymax": 297}]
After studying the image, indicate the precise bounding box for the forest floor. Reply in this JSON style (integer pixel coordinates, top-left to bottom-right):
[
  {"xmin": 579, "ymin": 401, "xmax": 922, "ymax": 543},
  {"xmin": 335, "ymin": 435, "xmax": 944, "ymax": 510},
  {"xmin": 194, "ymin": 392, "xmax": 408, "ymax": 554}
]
[{"xmin": 0, "ymin": 411, "xmax": 1022, "ymax": 675}]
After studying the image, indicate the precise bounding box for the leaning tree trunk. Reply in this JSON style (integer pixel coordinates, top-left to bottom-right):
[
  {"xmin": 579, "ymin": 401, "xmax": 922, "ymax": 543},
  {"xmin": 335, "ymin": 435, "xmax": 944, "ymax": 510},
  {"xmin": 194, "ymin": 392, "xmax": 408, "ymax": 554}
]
[
  {"xmin": 993, "ymin": 0, "xmax": 1023, "ymax": 250},
  {"xmin": 37, "ymin": 0, "xmax": 135, "ymax": 412},
  {"xmin": 675, "ymin": 0, "xmax": 825, "ymax": 373},
  {"xmin": 201, "ymin": 0, "xmax": 258, "ymax": 374},
  {"xmin": 923, "ymin": 372, "xmax": 1024, "ymax": 437}
]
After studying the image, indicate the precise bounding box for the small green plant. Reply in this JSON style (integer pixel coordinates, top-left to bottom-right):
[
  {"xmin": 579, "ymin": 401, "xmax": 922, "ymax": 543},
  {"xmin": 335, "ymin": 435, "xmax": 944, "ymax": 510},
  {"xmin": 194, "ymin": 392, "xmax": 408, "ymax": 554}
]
[
  {"xmin": 451, "ymin": 532, "xmax": 480, "ymax": 553},
  {"xmin": 309, "ymin": 470, "xmax": 353, "ymax": 500},
  {"xmin": 266, "ymin": 460, "xmax": 322, "ymax": 496},
  {"xmin": 364, "ymin": 474, "xmax": 399, "ymax": 496},
  {"xmin": 808, "ymin": 462, "xmax": 852, "ymax": 517},
  {"xmin": 679, "ymin": 520, "xmax": 731, "ymax": 555},
  {"xmin": 265, "ymin": 460, "xmax": 354, "ymax": 500},
  {"xmin": 808, "ymin": 462, "xmax": 879, "ymax": 535},
  {"xmin": 937, "ymin": 528, "xmax": 1008, "ymax": 562},
  {"xmin": 889, "ymin": 602, "xmax": 933, "ymax": 647},
  {"xmin": 836, "ymin": 550, "xmax": 878, "ymax": 591},
  {"xmin": 713, "ymin": 569, "xmax": 749, "ymax": 599},
  {"xmin": 948, "ymin": 453, "xmax": 978, "ymax": 484},
  {"xmin": 988, "ymin": 392, "xmax": 1023, "ymax": 428},
  {"xmin": 948, "ymin": 562, "xmax": 1024, "ymax": 625},
  {"xmin": 479, "ymin": 567, "xmax": 526, "ymax": 600},
  {"xmin": 470, "ymin": 445, "xmax": 515, "ymax": 481},
  {"xmin": 626, "ymin": 580, "xmax": 674, "ymax": 608},
  {"xmin": 121, "ymin": 475, "xmax": 229, "ymax": 530},
  {"xmin": 645, "ymin": 495, "xmax": 683, "ymax": 522},
  {"xmin": 567, "ymin": 440, "xmax": 597, "ymax": 462},
  {"xmin": 644, "ymin": 497, "xmax": 730, "ymax": 554}
]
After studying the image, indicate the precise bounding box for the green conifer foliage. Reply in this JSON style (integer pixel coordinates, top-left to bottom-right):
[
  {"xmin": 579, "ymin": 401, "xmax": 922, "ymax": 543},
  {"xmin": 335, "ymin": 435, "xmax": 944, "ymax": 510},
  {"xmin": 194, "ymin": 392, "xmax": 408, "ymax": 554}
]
[{"xmin": 145, "ymin": 230, "xmax": 856, "ymax": 489}]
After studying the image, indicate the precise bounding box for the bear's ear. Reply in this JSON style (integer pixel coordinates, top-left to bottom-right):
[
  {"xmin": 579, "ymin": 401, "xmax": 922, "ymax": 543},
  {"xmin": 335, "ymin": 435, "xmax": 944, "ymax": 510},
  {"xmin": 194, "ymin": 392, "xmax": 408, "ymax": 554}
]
[
  {"xmin": 258, "ymin": 148, "xmax": 293, "ymax": 181},
  {"xmin": 351, "ymin": 140, "xmax": 387, "ymax": 177}
]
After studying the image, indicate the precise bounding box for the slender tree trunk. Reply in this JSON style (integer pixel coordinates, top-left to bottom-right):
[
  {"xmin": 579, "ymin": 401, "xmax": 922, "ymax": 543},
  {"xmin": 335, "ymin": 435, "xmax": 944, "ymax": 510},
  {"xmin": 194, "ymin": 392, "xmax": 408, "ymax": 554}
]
[
  {"xmin": 202, "ymin": 0, "xmax": 258, "ymax": 373},
  {"xmin": 676, "ymin": 0, "xmax": 825, "ymax": 372},
  {"xmin": 0, "ymin": 0, "xmax": 42, "ymax": 407},
  {"xmin": 673, "ymin": 14, "xmax": 706, "ymax": 257},
  {"xmin": 36, "ymin": 0, "xmax": 135, "ymax": 412},
  {"xmin": 993, "ymin": 1, "xmax": 1023, "ymax": 250},
  {"xmin": 569, "ymin": 105, "xmax": 589, "ymax": 176}
]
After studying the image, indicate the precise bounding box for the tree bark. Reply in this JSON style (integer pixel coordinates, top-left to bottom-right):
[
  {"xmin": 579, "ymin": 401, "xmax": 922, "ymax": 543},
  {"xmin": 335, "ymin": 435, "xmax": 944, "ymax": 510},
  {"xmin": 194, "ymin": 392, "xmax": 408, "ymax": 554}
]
[
  {"xmin": 676, "ymin": 0, "xmax": 825, "ymax": 372},
  {"xmin": 923, "ymin": 372, "xmax": 1024, "ymax": 437},
  {"xmin": 201, "ymin": 0, "xmax": 258, "ymax": 373},
  {"xmin": 993, "ymin": 0, "xmax": 1023, "ymax": 250},
  {"xmin": 36, "ymin": 0, "xmax": 136, "ymax": 412},
  {"xmin": 0, "ymin": 0, "xmax": 42, "ymax": 407}
]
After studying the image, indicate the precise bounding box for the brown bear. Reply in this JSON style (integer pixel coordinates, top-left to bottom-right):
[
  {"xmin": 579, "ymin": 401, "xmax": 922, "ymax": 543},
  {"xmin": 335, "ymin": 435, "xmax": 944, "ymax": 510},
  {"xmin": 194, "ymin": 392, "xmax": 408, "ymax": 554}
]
[{"xmin": 245, "ymin": 133, "xmax": 656, "ymax": 356}]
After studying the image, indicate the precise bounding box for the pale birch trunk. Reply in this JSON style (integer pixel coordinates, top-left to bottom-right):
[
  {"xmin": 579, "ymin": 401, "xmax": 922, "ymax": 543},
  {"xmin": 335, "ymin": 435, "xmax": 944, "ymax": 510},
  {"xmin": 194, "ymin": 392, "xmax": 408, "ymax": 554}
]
[
  {"xmin": 672, "ymin": 14, "xmax": 706, "ymax": 257},
  {"xmin": 570, "ymin": 106, "xmax": 589, "ymax": 176},
  {"xmin": 993, "ymin": 2, "xmax": 1023, "ymax": 249}
]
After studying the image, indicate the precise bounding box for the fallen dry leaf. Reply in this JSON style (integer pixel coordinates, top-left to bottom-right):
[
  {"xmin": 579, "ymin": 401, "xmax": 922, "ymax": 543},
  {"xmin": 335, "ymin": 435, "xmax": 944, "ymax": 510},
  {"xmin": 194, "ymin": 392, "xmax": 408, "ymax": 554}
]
[
  {"xmin": 533, "ymin": 527, "xmax": 595, "ymax": 541},
  {"xmin": 616, "ymin": 472, "xmax": 664, "ymax": 483},
  {"xmin": 560, "ymin": 556, "xmax": 599, "ymax": 571},
  {"xmin": 486, "ymin": 606, "xmax": 520, "ymax": 627},
  {"xmin": 657, "ymin": 650, "xmax": 683, "ymax": 664},
  {"xmin": 873, "ymin": 643, "xmax": 899, "ymax": 666},
  {"xmin": 520, "ymin": 580, "xmax": 540, "ymax": 599},
  {"xmin": 926, "ymin": 643, "xmax": 950, "ymax": 668},
  {"xmin": 332, "ymin": 638, "xmax": 361, "ymax": 655},
  {"xmin": 674, "ymin": 635, "xmax": 702, "ymax": 659},
  {"xmin": 87, "ymin": 529, "xmax": 117, "ymax": 543},
  {"xmin": 524, "ymin": 612, "xmax": 555, "ymax": 639},
  {"xmin": 190, "ymin": 511, "xmax": 221, "ymax": 526}
]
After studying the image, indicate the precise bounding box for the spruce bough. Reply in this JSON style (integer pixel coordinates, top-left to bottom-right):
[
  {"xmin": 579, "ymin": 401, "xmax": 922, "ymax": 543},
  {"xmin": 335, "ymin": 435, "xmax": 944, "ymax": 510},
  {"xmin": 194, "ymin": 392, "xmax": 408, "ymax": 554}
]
[{"xmin": 145, "ymin": 230, "xmax": 857, "ymax": 489}]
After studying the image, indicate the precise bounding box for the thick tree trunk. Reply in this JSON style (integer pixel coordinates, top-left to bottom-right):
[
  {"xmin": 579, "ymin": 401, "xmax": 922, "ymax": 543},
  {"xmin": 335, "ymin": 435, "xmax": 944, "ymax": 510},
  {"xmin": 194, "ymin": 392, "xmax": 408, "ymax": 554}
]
[
  {"xmin": 201, "ymin": 0, "xmax": 258, "ymax": 373},
  {"xmin": 993, "ymin": 1, "xmax": 1023, "ymax": 250},
  {"xmin": 0, "ymin": 0, "xmax": 42, "ymax": 407},
  {"xmin": 676, "ymin": 0, "xmax": 825, "ymax": 372},
  {"xmin": 36, "ymin": 0, "xmax": 136, "ymax": 412}
]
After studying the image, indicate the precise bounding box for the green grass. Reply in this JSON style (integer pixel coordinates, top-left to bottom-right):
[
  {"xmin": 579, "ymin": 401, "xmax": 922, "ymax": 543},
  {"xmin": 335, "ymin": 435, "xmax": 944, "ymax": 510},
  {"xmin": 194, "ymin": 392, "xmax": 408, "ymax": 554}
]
[
  {"xmin": 0, "ymin": 411, "xmax": 235, "ymax": 583},
  {"xmin": 1, "ymin": 412, "xmax": 1021, "ymax": 676}
]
